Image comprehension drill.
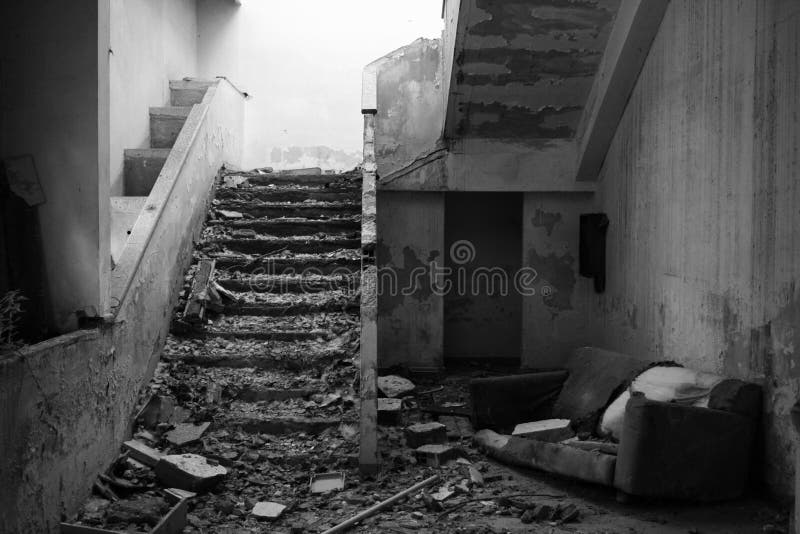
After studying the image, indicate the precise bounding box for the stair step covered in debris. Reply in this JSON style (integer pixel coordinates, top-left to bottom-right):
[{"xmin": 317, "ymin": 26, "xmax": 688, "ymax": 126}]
[
  {"xmin": 213, "ymin": 199, "xmax": 360, "ymax": 219},
  {"xmin": 208, "ymin": 252, "xmax": 361, "ymax": 274},
  {"xmin": 206, "ymin": 216, "xmax": 361, "ymax": 236},
  {"xmin": 215, "ymin": 186, "xmax": 361, "ymax": 203}
]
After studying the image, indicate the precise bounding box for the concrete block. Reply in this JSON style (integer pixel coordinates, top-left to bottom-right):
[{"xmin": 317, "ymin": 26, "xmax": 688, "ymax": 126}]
[
  {"xmin": 124, "ymin": 148, "xmax": 170, "ymax": 196},
  {"xmin": 150, "ymin": 107, "xmax": 191, "ymax": 149},
  {"xmin": 405, "ymin": 422, "xmax": 447, "ymax": 448},
  {"xmin": 169, "ymin": 79, "xmax": 214, "ymax": 106},
  {"xmin": 154, "ymin": 454, "xmax": 227, "ymax": 492},
  {"xmin": 378, "ymin": 397, "xmax": 403, "ymax": 426},
  {"xmin": 378, "ymin": 375, "xmax": 416, "ymax": 398},
  {"xmin": 512, "ymin": 419, "xmax": 574, "ymax": 442},
  {"xmin": 415, "ymin": 444, "xmax": 464, "ymax": 467}
]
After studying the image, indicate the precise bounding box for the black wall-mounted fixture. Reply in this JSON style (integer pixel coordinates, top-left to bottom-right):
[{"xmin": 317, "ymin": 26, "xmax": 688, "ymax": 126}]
[{"xmin": 579, "ymin": 213, "xmax": 609, "ymax": 293}]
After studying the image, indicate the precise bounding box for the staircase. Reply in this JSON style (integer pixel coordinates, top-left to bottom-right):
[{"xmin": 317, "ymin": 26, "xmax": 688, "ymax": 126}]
[
  {"xmin": 156, "ymin": 167, "xmax": 363, "ymax": 526},
  {"xmin": 110, "ymin": 80, "xmax": 215, "ymax": 266}
]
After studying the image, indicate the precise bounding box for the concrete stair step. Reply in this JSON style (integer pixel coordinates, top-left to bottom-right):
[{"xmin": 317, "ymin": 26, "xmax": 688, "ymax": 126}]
[
  {"xmin": 172, "ymin": 346, "xmax": 349, "ymax": 371},
  {"xmin": 217, "ymin": 274, "xmax": 358, "ymax": 294},
  {"xmin": 207, "ymin": 217, "xmax": 360, "ymax": 236},
  {"xmin": 213, "ymin": 200, "xmax": 360, "ymax": 219},
  {"xmin": 201, "ymin": 328, "xmax": 333, "ymax": 342},
  {"xmin": 123, "ymin": 148, "xmax": 170, "ymax": 196},
  {"xmin": 234, "ymin": 172, "xmax": 349, "ymax": 187},
  {"xmin": 209, "ymin": 253, "xmax": 361, "ymax": 274},
  {"xmin": 226, "ymin": 413, "xmax": 345, "ymax": 436},
  {"xmin": 170, "ymin": 79, "xmax": 214, "ymax": 106},
  {"xmin": 215, "ymin": 186, "xmax": 360, "ymax": 203},
  {"xmin": 150, "ymin": 106, "xmax": 191, "ymax": 148},
  {"xmin": 206, "ymin": 237, "xmax": 361, "ymax": 255}
]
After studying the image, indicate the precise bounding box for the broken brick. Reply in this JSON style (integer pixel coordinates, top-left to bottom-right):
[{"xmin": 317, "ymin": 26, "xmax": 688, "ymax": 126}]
[
  {"xmin": 415, "ymin": 444, "xmax": 465, "ymax": 467},
  {"xmin": 404, "ymin": 422, "xmax": 447, "ymax": 448},
  {"xmin": 378, "ymin": 397, "xmax": 403, "ymax": 426}
]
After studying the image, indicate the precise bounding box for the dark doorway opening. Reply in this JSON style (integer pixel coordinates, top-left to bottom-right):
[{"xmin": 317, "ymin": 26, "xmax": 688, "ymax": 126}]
[{"xmin": 444, "ymin": 192, "xmax": 522, "ymax": 364}]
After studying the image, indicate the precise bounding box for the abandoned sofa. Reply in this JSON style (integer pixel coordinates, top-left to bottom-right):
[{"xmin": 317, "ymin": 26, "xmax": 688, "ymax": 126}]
[{"xmin": 470, "ymin": 347, "xmax": 762, "ymax": 501}]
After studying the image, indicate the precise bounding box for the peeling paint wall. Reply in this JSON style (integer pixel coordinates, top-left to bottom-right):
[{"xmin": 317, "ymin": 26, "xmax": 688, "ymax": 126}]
[
  {"xmin": 522, "ymin": 193, "xmax": 594, "ymax": 368},
  {"xmin": 376, "ymin": 192, "xmax": 444, "ymax": 369},
  {"xmin": 452, "ymin": 0, "xmax": 618, "ymax": 139},
  {"xmin": 583, "ymin": 0, "xmax": 800, "ymax": 496},
  {"xmin": 375, "ymin": 38, "xmax": 444, "ymax": 177}
]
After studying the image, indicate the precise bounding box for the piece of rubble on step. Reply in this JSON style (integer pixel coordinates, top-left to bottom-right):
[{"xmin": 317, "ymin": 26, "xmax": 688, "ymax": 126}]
[
  {"xmin": 415, "ymin": 444, "xmax": 465, "ymax": 467},
  {"xmin": 123, "ymin": 439, "xmax": 163, "ymax": 467},
  {"xmin": 155, "ymin": 453, "xmax": 227, "ymax": 492},
  {"xmin": 405, "ymin": 422, "xmax": 447, "ymax": 448},
  {"xmin": 217, "ymin": 209, "xmax": 244, "ymax": 219},
  {"xmin": 377, "ymin": 375, "xmax": 415, "ymax": 398},
  {"xmin": 251, "ymin": 501, "xmax": 286, "ymax": 521},
  {"xmin": 165, "ymin": 422, "xmax": 210, "ymax": 446},
  {"xmin": 378, "ymin": 397, "xmax": 403, "ymax": 426},
  {"xmin": 439, "ymin": 415, "xmax": 474, "ymax": 440},
  {"xmin": 512, "ymin": 418, "xmax": 574, "ymax": 442}
]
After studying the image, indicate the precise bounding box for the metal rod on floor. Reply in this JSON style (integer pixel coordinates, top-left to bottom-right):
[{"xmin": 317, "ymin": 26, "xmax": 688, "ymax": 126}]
[{"xmin": 320, "ymin": 475, "xmax": 440, "ymax": 534}]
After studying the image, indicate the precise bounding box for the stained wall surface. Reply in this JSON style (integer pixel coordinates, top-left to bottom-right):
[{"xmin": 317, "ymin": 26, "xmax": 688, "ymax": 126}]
[{"xmin": 583, "ymin": 0, "xmax": 800, "ymax": 495}]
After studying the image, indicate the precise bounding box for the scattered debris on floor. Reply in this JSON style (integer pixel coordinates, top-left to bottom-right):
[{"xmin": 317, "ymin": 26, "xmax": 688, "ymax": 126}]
[{"xmin": 64, "ymin": 168, "xmax": 789, "ymax": 534}]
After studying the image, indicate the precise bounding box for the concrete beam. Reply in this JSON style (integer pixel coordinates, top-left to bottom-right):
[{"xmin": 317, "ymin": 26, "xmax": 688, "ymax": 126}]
[{"xmin": 575, "ymin": 0, "xmax": 669, "ymax": 182}]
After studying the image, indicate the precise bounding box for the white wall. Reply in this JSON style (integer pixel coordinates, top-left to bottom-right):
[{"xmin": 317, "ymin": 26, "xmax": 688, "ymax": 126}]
[
  {"xmin": 198, "ymin": 0, "xmax": 443, "ymax": 171},
  {"xmin": 109, "ymin": 0, "xmax": 198, "ymax": 195}
]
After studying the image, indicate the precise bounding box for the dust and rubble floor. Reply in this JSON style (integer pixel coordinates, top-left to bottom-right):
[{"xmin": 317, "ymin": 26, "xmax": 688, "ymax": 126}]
[{"xmin": 67, "ymin": 168, "xmax": 787, "ymax": 534}]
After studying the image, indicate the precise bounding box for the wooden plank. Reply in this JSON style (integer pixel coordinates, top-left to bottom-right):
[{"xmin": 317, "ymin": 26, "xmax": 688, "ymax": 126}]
[
  {"xmin": 151, "ymin": 499, "xmax": 188, "ymax": 534},
  {"xmin": 183, "ymin": 259, "xmax": 215, "ymax": 323},
  {"xmin": 61, "ymin": 524, "xmax": 121, "ymax": 534},
  {"xmin": 575, "ymin": 0, "xmax": 670, "ymax": 182}
]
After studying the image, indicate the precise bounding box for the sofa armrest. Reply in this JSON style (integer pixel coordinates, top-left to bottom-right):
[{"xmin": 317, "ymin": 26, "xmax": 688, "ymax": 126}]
[
  {"xmin": 469, "ymin": 371, "xmax": 568, "ymax": 431},
  {"xmin": 614, "ymin": 393, "xmax": 757, "ymax": 501}
]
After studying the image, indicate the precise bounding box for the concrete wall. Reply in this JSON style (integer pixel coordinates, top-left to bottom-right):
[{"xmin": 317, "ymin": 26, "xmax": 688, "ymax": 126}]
[
  {"xmin": 0, "ymin": 1, "xmax": 108, "ymax": 333},
  {"xmin": 581, "ymin": 0, "xmax": 800, "ymax": 496},
  {"xmin": 0, "ymin": 80, "xmax": 244, "ymax": 533},
  {"xmin": 109, "ymin": 0, "xmax": 199, "ymax": 196},
  {"xmin": 522, "ymin": 193, "xmax": 594, "ymax": 369},
  {"xmin": 197, "ymin": 0, "xmax": 241, "ymax": 84},
  {"xmin": 376, "ymin": 192, "xmax": 444, "ymax": 369},
  {"xmin": 374, "ymin": 38, "xmax": 444, "ymax": 177}
]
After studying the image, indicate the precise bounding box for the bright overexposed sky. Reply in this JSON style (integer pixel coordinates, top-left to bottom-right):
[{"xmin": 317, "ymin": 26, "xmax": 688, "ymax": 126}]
[{"xmin": 236, "ymin": 1, "xmax": 444, "ymax": 169}]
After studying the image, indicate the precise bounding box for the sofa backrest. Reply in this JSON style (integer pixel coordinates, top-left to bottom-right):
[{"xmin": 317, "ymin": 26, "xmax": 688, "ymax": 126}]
[{"xmin": 552, "ymin": 347, "xmax": 652, "ymax": 425}]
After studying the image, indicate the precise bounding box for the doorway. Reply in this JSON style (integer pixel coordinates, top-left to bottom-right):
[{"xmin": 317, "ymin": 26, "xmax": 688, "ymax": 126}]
[{"xmin": 444, "ymin": 192, "xmax": 522, "ymax": 363}]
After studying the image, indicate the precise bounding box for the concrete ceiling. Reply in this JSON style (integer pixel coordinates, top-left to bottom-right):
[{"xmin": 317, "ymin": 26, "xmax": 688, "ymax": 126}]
[{"xmin": 450, "ymin": 0, "xmax": 619, "ymax": 140}]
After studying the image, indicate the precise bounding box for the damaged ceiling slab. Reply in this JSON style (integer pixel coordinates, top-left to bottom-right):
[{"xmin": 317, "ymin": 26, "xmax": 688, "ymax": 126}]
[{"xmin": 447, "ymin": 0, "xmax": 619, "ymax": 140}]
